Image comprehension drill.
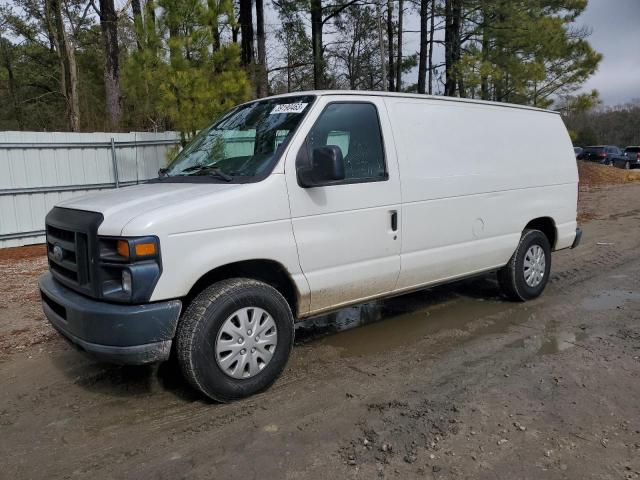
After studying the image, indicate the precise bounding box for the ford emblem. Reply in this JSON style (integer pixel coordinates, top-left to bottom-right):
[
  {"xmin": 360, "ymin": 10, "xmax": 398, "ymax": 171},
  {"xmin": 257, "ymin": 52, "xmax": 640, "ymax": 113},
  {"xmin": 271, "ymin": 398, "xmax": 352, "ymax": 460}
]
[{"xmin": 52, "ymin": 244, "xmax": 64, "ymax": 263}]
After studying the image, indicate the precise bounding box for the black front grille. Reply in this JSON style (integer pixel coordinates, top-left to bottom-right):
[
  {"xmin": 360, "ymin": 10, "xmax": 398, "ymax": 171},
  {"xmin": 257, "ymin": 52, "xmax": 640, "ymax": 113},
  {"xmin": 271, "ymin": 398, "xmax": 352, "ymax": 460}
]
[
  {"xmin": 45, "ymin": 207, "xmax": 104, "ymax": 297},
  {"xmin": 47, "ymin": 225, "xmax": 83, "ymax": 284}
]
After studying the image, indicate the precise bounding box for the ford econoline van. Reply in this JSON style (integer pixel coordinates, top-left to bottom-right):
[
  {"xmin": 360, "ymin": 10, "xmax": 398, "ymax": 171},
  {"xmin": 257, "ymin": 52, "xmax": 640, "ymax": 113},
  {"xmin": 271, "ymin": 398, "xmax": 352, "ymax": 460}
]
[{"xmin": 39, "ymin": 91, "xmax": 581, "ymax": 401}]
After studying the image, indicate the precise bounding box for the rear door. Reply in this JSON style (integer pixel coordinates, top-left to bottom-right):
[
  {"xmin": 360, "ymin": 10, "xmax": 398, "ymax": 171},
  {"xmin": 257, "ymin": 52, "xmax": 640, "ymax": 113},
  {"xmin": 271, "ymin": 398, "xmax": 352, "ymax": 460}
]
[{"xmin": 284, "ymin": 96, "xmax": 402, "ymax": 314}]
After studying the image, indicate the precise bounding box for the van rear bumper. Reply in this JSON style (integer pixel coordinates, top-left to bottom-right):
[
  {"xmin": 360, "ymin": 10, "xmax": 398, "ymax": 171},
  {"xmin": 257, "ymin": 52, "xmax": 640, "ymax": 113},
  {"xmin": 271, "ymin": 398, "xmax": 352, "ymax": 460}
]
[{"xmin": 39, "ymin": 273, "xmax": 181, "ymax": 365}]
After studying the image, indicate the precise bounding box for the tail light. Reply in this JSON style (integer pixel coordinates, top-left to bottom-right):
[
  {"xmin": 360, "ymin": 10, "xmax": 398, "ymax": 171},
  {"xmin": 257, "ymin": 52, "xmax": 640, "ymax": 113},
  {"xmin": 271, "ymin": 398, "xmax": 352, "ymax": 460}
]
[{"xmin": 636, "ymin": 152, "xmax": 640, "ymax": 161}]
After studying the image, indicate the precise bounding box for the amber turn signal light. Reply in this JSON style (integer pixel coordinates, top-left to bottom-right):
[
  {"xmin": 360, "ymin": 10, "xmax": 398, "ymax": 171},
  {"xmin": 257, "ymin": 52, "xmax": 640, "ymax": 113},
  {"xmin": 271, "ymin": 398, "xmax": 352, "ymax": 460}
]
[
  {"xmin": 116, "ymin": 240, "xmax": 130, "ymax": 258},
  {"xmin": 134, "ymin": 242, "xmax": 157, "ymax": 257}
]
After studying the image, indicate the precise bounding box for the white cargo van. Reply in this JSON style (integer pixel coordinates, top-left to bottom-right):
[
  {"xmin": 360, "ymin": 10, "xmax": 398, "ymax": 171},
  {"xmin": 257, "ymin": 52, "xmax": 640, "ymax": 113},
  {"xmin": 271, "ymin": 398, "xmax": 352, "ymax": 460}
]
[{"xmin": 40, "ymin": 91, "xmax": 581, "ymax": 401}]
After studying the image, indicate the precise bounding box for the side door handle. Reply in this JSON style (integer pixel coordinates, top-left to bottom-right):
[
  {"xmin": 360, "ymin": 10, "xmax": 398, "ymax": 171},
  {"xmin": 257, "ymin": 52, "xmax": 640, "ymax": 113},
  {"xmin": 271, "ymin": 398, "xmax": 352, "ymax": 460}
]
[{"xmin": 390, "ymin": 210, "xmax": 398, "ymax": 231}]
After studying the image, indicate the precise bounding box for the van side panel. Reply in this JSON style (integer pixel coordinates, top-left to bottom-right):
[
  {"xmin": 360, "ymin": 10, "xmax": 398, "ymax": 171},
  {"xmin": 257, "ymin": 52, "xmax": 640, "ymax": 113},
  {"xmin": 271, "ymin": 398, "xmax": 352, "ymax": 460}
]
[{"xmin": 385, "ymin": 99, "xmax": 577, "ymax": 291}]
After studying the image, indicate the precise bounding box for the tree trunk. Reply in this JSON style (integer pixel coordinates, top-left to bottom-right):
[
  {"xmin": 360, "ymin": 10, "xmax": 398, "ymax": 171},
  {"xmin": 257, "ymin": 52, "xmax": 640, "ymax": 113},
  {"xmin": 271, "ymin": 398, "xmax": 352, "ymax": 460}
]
[
  {"xmin": 239, "ymin": 0, "xmax": 254, "ymax": 66},
  {"xmin": 286, "ymin": 45, "xmax": 292, "ymax": 93},
  {"xmin": 444, "ymin": 0, "xmax": 461, "ymax": 97},
  {"xmin": 49, "ymin": 0, "xmax": 80, "ymax": 131},
  {"xmin": 207, "ymin": 0, "xmax": 221, "ymax": 51},
  {"xmin": 480, "ymin": 3, "xmax": 489, "ymax": 100},
  {"xmin": 132, "ymin": 0, "xmax": 143, "ymax": 50},
  {"xmin": 417, "ymin": 0, "xmax": 428, "ymax": 93},
  {"xmin": 310, "ymin": 0, "xmax": 324, "ymax": 89},
  {"xmin": 255, "ymin": 0, "xmax": 268, "ymax": 97},
  {"xmin": 444, "ymin": 0, "xmax": 454, "ymax": 96},
  {"xmin": 428, "ymin": 0, "xmax": 435, "ymax": 94},
  {"xmin": 386, "ymin": 0, "xmax": 394, "ymax": 91},
  {"xmin": 0, "ymin": 39, "xmax": 25, "ymax": 129},
  {"xmin": 396, "ymin": 0, "xmax": 403, "ymax": 91},
  {"xmin": 376, "ymin": 0, "xmax": 387, "ymax": 91},
  {"xmin": 99, "ymin": 0, "xmax": 122, "ymax": 130}
]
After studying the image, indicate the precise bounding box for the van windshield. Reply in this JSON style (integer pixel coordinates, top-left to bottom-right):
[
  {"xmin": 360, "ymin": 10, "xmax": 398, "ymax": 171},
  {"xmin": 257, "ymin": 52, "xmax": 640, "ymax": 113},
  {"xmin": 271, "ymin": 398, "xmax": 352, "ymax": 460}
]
[{"xmin": 161, "ymin": 95, "xmax": 315, "ymax": 182}]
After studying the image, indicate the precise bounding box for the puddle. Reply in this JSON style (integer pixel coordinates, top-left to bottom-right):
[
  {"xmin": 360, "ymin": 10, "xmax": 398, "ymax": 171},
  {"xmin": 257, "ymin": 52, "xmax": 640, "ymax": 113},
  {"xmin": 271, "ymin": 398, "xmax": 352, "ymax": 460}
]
[
  {"xmin": 537, "ymin": 330, "xmax": 589, "ymax": 355},
  {"xmin": 582, "ymin": 290, "xmax": 640, "ymax": 312},
  {"xmin": 295, "ymin": 276, "xmax": 533, "ymax": 357}
]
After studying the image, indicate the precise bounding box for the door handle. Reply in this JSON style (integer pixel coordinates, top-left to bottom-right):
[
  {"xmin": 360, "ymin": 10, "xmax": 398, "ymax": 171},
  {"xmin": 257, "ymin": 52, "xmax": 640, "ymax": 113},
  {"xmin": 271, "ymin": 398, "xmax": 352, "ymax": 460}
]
[{"xmin": 390, "ymin": 210, "xmax": 398, "ymax": 231}]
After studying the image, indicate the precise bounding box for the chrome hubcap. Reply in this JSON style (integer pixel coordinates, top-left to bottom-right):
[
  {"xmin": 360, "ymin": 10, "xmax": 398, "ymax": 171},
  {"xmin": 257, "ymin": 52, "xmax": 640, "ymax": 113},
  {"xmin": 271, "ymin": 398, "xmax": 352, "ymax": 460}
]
[
  {"xmin": 215, "ymin": 307, "xmax": 278, "ymax": 379},
  {"xmin": 523, "ymin": 245, "xmax": 546, "ymax": 287}
]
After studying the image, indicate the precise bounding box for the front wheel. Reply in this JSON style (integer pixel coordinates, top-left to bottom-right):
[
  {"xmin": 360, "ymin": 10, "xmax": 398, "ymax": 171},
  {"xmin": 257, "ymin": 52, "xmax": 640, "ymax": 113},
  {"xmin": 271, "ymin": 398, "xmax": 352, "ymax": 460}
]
[
  {"xmin": 498, "ymin": 229, "xmax": 551, "ymax": 301},
  {"xmin": 625, "ymin": 161, "xmax": 631, "ymax": 170},
  {"xmin": 176, "ymin": 278, "xmax": 294, "ymax": 402}
]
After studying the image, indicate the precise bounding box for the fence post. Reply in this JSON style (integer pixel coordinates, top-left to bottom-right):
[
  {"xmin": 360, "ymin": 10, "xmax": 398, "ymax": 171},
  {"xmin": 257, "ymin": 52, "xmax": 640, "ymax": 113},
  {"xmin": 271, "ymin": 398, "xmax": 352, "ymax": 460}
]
[{"xmin": 110, "ymin": 137, "xmax": 120, "ymax": 188}]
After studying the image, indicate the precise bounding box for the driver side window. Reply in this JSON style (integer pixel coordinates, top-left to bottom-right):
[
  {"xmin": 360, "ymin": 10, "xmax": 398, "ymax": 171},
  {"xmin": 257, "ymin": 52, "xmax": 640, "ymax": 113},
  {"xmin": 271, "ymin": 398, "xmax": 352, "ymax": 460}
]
[{"xmin": 307, "ymin": 103, "xmax": 387, "ymax": 183}]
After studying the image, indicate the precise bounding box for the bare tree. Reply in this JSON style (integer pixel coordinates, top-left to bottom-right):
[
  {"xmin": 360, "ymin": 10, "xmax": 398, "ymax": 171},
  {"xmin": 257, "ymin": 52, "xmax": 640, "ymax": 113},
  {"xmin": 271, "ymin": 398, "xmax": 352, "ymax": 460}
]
[
  {"xmin": 0, "ymin": 37, "xmax": 25, "ymax": 129},
  {"xmin": 386, "ymin": 0, "xmax": 394, "ymax": 91},
  {"xmin": 46, "ymin": 0, "xmax": 80, "ymax": 131},
  {"xmin": 444, "ymin": 0, "xmax": 461, "ymax": 96},
  {"xmin": 376, "ymin": 0, "xmax": 386, "ymax": 91},
  {"xmin": 95, "ymin": 0, "xmax": 122, "ymax": 129},
  {"xmin": 310, "ymin": 0, "xmax": 324, "ymax": 89},
  {"xmin": 255, "ymin": 0, "xmax": 268, "ymax": 97},
  {"xmin": 239, "ymin": 0, "xmax": 254, "ymax": 66},
  {"xmin": 417, "ymin": 0, "xmax": 428, "ymax": 93},
  {"xmin": 428, "ymin": 0, "xmax": 435, "ymax": 94},
  {"xmin": 310, "ymin": 0, "xmax": 361, "ymax": 89},
  {"xmin": 396, "ymin": 0, "xmax": 403, "ymax": 91}
]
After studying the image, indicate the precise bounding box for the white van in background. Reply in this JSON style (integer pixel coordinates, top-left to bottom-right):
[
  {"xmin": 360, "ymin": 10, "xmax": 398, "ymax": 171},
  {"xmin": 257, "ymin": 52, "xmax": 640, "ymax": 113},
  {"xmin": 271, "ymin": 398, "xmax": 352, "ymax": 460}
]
[{"xmin": 39, "ymin": 91, "xmax": 581, "ymax": 401}]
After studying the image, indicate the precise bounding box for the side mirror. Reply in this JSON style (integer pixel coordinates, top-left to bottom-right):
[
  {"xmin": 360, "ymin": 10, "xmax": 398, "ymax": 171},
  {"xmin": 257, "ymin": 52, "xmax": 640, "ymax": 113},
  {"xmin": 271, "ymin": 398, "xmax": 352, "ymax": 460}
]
[{"xmin": 297, "ymin": 145, "xmax": 346, "ymax": 187}]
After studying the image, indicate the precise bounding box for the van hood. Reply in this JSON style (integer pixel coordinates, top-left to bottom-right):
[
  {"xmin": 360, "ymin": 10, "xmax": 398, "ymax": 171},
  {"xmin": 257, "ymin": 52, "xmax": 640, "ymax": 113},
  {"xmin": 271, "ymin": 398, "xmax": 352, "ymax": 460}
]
[{"xmin": 56, "ymin": 182, "xmax": 243, "ymax": 234}]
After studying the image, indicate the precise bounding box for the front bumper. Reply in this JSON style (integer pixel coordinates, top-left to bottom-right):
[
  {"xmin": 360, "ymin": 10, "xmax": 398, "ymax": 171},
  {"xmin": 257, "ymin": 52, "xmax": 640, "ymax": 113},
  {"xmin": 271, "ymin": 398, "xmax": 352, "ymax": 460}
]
[{"xmin": 39, "ymin": 272, "xmax": 181, "ymax": 365}]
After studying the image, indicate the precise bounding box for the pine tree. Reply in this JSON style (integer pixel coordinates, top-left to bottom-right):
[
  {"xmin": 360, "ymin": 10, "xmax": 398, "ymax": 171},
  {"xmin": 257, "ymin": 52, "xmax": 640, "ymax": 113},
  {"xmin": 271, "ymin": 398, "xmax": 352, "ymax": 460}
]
[
  {"xmin": 123, "ymin": 0, "xmax": 250, "ymax": 140},
  {"xmin": 456, "ymin": 0, "xmax": 601, "ymax": 107}
]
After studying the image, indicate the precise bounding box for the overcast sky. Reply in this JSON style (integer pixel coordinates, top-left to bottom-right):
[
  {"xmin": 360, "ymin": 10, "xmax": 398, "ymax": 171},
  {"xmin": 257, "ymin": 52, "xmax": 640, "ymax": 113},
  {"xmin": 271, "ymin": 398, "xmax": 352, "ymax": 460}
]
[
  {"xmin": 575, "ymin": 0, "xmax": 640, "ymax": 105},
  {"xmin": 393, "ymin": 0, "xmax": 640, "ymax": 105}
]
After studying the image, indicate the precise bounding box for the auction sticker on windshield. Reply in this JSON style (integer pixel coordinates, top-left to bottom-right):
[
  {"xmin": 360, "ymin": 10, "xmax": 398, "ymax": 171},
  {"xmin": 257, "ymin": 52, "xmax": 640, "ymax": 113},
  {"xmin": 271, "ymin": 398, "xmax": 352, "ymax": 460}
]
[{"xmin": 270, "ymin": 103, "xmax": 308, "ymax": 115}]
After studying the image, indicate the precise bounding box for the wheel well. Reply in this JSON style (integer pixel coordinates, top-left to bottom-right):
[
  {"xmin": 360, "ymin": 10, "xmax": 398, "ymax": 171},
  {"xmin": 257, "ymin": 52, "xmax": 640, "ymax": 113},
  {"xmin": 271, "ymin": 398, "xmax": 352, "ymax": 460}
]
[
  {"xmin": 524, "ymin": 217, "xmax": 556, "ymax": 249},
  {"xmin": 185, "ymin": 260, "xmax": 299, "ymax": 315}
]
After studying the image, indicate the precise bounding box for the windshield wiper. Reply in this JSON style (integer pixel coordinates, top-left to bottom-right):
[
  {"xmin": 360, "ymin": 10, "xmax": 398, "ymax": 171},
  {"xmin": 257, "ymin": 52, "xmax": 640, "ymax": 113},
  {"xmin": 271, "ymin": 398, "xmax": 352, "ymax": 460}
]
[{"xmin": 179, "ymin": 165, "xmax": 233, "ymax": 182}]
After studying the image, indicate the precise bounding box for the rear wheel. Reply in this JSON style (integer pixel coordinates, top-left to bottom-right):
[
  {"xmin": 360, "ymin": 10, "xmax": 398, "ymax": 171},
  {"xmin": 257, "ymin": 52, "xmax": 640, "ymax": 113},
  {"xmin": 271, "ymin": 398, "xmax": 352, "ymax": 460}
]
[
  {"xmin": 176, "ymin": 278, "xmax": 294, "ymax": 402},
  {"xmin": 498, "ymin": 229, "xmax": 551, "ymax": 301}
]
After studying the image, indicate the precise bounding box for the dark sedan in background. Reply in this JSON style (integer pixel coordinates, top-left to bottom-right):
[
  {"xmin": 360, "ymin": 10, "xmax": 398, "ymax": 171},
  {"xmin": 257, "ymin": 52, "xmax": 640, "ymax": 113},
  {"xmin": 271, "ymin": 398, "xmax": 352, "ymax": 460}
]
[{"xmin": 578, "ymin": 145, "xmax": 627, "ymax": 165}]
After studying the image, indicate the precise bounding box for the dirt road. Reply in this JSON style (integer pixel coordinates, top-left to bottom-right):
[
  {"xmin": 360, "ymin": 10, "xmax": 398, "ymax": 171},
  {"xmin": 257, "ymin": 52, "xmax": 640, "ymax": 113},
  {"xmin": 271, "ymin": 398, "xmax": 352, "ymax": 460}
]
[{"xmin": 1, "ymin": 181, "xmax": 639, "ymax": 479}]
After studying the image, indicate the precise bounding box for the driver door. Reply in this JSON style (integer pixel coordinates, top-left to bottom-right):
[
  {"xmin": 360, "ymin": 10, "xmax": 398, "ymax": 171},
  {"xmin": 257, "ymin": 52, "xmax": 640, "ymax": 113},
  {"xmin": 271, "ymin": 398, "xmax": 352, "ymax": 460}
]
[{"xmin": 284, "ymin": 97, "xmax": 402, "ymax": 315}]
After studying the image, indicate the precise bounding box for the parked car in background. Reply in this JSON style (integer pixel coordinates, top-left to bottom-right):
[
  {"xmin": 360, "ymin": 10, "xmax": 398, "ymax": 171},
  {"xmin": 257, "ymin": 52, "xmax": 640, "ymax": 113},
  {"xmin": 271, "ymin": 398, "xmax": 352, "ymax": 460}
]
[
  {"xmin": 578, "ymin": 145, "xmax": 626, "ymax": 165},
  {"xmin": 614, "ymin": 146, "xmax": 640, "ymax": 169},
  {"xmin": 573, "ymin": 147, "xmax": 583, "ymax": 158}
]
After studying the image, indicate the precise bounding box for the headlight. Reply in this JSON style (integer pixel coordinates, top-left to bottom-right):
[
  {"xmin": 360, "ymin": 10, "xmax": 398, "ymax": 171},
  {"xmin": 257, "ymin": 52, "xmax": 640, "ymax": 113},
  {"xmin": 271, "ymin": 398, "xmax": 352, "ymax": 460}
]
[{"xmin": 97, "ymin": 236, "xmax": 161, "ymax": 303}]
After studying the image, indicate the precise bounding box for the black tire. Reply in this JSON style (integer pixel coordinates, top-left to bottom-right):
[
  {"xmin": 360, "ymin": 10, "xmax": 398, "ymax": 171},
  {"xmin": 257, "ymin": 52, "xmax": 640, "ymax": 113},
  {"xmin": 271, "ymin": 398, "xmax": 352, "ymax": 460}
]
[
  {"xmin": 625, "ymin": 161, "xmax": 631, "ymax": 170},
  {"xmin": 498, "ymin": 229, "xmax": 551, "ymax": 302},
  {"xmin": 175, "ymin": 278, "xmax": 294, "ymax": 402}
]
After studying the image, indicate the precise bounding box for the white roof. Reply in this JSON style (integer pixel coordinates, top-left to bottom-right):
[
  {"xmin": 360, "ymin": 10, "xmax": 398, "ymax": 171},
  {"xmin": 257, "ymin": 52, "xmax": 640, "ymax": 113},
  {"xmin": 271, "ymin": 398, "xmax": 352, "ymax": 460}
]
[{"xmin": 259, "ymin": 89, "xmax": 559, "ymax": 115}]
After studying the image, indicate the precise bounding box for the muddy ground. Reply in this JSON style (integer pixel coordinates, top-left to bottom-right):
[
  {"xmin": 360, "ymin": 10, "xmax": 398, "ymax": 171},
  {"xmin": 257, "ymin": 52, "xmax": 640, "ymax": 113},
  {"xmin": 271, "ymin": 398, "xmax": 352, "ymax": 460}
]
[{"xmin": 1, "ymin": 174, "xmax": 639, "ymax": 479}]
